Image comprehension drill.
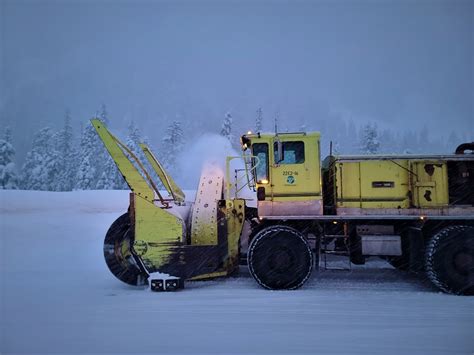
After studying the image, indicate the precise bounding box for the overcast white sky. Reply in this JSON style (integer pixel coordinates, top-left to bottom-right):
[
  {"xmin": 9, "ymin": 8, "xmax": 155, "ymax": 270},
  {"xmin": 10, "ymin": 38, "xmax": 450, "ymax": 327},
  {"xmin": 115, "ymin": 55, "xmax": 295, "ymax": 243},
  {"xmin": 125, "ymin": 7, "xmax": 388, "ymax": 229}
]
[{"xmin": 1, "ymin": 0, "xmax": 473, "ymax": 159}]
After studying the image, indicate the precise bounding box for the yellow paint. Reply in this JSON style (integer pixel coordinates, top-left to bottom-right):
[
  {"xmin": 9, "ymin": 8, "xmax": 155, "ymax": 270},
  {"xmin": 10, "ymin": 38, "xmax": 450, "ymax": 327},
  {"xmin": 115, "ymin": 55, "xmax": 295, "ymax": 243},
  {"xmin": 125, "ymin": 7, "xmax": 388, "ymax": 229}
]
[
  {"xmin": 133, "ymin": 194, "xmax": 184, "ymax": 272},
  {"xmin": 225, "ymin": 199, "xmax": 245, "ymax": 272},
  {"xmin": 334, "ymin": 158, "xmax": 449, "ymax": 209},
  {"xmin": 189, "ymin": 271, "xmax": 228, "ymax": 280},
  {"xmin": 336, "ymin": 160, "xmax": 411, "ymax": 209},
  {"xmin": 270, "ymin": 133, "xmax": 321, "ymax": 202},
  {"xmin": 411, "ymin": 160, "xmax": 449, "ymax": 207},
  {"xmin": 91, "ymin": 119, "xmax": 155, "ymax": 202},
  {"xmin": 247, "ymin": 132, "xmax": 322, "ymax": 203}
]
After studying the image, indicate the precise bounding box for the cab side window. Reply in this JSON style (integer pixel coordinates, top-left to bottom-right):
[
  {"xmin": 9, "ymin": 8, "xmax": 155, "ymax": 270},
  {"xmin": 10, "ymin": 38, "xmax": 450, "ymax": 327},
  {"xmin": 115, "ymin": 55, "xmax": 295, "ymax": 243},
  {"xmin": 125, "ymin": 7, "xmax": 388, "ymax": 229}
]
[
  {"xmin": 274, "ymin": 141, "xmax": 305, "ymax": 164},
  {"xmin": 252, "ymin": 143, "xmax": 269, "ymax": 182}
]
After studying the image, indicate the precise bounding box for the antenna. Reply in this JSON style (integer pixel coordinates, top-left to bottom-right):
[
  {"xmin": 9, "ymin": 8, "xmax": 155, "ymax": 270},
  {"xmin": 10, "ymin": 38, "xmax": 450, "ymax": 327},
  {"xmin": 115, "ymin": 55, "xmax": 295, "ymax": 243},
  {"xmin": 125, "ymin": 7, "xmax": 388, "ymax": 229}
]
[{"xmin": 274, "ymin": 108, "xmax": 280, "ymax": 134}]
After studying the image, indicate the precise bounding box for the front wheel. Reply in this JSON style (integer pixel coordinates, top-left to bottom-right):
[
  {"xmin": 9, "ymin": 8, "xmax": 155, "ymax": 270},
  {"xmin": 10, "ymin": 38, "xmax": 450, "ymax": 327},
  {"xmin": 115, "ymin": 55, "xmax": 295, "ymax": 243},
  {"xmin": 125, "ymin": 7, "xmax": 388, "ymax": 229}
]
[
  {"xmin": 247, "ymin": 225, "xmax": 313, "ymax": 290},
  {"xmin": 103, "ymin": 213, "xmax": 148, "ymax": 286},
  {"xmin": 425, "ymin": 225, "xmax": 474, "ymax": 295}
]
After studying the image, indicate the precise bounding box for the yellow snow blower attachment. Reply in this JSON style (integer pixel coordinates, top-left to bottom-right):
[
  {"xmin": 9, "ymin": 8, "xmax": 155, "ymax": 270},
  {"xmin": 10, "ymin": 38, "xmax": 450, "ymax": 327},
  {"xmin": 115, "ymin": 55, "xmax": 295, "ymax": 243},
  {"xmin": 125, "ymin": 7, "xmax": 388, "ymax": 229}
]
[{"xmin": 91, "ymin": 119, "xmax": 245, "ymax": 291}]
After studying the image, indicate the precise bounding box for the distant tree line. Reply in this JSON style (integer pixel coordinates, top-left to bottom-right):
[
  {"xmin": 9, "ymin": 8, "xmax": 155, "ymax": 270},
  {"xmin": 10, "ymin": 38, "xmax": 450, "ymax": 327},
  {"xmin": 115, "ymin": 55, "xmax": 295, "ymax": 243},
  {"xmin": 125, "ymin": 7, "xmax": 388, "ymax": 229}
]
[
  {"xmin": 0, "ymin": 104, "xmax": 185, "ymax": 191},
  {"xmin": 0, "ymin": 105, "xmax": 468, "ymax": 190}
]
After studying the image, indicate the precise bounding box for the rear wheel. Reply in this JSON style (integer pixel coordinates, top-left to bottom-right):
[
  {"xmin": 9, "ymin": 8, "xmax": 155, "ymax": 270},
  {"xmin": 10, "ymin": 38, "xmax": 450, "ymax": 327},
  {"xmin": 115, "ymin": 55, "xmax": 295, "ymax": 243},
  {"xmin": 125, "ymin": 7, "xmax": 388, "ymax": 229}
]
[
  {"xmin": 425, "ymin": 225, "xmax": 474, "ymax": 295},
  {"xmin": 247, "ymin": 225, "xmax": 313, "ymax": 290},
  {"xmin": 104, "ymin": 213, "xmax": 148, "ymax": 286}
]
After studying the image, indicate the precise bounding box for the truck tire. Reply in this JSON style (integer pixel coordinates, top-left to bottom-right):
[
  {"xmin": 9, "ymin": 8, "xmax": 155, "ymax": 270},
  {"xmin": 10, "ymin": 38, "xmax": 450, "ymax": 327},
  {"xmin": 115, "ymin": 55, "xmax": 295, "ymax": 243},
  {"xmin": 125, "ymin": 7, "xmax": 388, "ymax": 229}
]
[
  {"xmin": 104, "ymin": 213, "xmax": 148, "ymax": 286},
  {"xmin": 425, "ymin": 225, "xmax": 474, "ymax": 295},
  {"xmin": 247, "ymin": 225, "xmax": 313, "ymax": 290}
]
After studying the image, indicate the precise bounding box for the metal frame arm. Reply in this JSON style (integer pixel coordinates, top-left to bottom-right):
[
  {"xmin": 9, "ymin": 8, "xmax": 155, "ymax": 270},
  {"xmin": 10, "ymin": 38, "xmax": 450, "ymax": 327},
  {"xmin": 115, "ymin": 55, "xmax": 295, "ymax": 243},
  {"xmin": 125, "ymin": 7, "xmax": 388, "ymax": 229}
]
[
  {"xmin": 139, "ymin": 143, "xmax": 186, "ymax": 204},
  {"xmin": 91, "ymin": 119, "xmax": 162, "ymax": 203}
]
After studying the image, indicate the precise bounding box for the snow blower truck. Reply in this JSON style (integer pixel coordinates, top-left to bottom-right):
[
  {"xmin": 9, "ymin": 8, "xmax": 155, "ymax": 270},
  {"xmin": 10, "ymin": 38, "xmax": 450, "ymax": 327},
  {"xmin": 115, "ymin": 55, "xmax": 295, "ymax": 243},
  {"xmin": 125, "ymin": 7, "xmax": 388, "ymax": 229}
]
[{"xmin": 92, "ymin": 119, "xmax": 474, "ymax": 295}]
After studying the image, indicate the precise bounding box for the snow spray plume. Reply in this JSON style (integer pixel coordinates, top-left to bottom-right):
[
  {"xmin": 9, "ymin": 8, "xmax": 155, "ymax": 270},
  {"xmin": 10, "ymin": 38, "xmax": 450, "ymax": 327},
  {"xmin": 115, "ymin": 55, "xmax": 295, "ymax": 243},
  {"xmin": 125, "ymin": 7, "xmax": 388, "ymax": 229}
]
[
  {"xmin": 175, "ymin": 134, "xmax": 238, "ymax": 189},
  {"xmin": 174, "ymin": 133, "xmax": 256, "ymax": 202}
]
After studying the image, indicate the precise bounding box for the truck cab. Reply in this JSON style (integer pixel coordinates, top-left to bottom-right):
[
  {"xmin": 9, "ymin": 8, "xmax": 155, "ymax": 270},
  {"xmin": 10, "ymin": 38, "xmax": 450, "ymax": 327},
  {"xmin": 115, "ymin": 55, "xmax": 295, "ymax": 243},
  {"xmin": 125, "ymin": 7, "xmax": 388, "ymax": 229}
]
[{"xmin": 241, "ymin": 131, "xmax": 322, "ymax": 218}]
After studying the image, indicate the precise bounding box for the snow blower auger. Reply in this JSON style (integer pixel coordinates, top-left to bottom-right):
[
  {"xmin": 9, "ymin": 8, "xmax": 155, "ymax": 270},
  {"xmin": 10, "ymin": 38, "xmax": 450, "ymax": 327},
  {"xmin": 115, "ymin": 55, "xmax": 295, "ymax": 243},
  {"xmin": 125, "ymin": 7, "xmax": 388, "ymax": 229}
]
[
  {"xmin": 93, "ymin": 118, "xmax": 474, "ymax": 295},
  {"xmin": 92, "ymin": 119, "xmax": 245, "ymax": 291}
]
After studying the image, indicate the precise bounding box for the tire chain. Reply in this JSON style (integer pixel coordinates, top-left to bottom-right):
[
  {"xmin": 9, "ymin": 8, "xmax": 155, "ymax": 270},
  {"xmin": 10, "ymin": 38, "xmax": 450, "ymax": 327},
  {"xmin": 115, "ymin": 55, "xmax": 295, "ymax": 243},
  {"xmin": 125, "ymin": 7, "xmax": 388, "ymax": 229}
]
[
  {"xmin": 247, "ymin": 225, "xmax": 314, "ymax": 290},
  {"xmin": 424, "ymin": 225, "xmax": 472, "ymax": 295}
]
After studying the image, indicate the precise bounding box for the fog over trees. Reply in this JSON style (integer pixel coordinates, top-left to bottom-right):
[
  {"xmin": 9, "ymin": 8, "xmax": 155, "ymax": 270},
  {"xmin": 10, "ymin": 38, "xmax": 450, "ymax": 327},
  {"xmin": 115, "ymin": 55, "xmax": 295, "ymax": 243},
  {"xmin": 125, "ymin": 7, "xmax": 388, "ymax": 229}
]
[{"xmin": 1, "ymin": 103, "xmax": 469, "ymax": 191}]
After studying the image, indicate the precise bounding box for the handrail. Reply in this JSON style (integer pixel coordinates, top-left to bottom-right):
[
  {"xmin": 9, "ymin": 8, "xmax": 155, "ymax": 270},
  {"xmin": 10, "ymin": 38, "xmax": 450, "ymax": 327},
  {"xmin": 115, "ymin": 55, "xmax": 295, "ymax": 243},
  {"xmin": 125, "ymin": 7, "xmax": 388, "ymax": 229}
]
[{"xmin": 225, "ymin": 154, "xmax": 260, "ymax": 200}]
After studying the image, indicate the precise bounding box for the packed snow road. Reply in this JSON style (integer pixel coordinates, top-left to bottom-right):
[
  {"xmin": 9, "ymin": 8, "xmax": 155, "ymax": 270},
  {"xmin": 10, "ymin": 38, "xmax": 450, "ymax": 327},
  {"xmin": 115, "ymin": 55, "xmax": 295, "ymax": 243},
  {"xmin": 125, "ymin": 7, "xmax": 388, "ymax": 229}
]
[{"xmin": 1, "ymin": 191, "xmax": 473, "ymax": 354}]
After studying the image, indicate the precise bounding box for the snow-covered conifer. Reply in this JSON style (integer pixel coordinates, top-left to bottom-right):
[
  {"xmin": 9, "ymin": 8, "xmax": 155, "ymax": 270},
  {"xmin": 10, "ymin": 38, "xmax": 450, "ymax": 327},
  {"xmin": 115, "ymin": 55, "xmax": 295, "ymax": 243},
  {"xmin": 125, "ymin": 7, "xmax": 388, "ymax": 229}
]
[
  {"xmin": 359, "ymin": 122, "xmax": 380, "ymax": 154},
  {"xmin": 75, "ymin": 124, "xmax": 100, "ymax": 190},
  {"xmin": 75, "ymin": 154, "xmax": 96, "ymax": 190},
  {"xmin": 161, "ymin": 120, "xmax": 184, "ymax": 176},
  {"xmin": 0, "ymin": 127, "xmax": 19, "ymax": 189},
  {"xmin": 4, "ymin": 126, "xmax": 12, "ymax": 144},
  {"xmin": 53, "ymin": 110, "xmax": 78, "ymax": 191},
  {"xmin": 220, "ymin": 112, "xmax": 233, "ymax": 143},
  {"xmin": 126, "ymin": 120, "xmax": 142, "ymax": 157},
  {"xmin": 21, "ymin": 127, "xmax": 59, "ymax": 190},
  {"xmin": 94, "ymin": 105, "xmax": 125, "ymax": 190}
]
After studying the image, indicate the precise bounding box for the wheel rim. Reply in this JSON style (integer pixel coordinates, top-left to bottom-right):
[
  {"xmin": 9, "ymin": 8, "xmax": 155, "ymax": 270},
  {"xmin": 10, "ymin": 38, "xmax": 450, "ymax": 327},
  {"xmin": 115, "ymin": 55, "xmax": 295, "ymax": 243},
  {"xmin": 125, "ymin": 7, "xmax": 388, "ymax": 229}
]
[
  {"xmin": 268, "ymin": 247, "xmax": 296, "ymax": 274},
  {"xmin": 104, "ymin": 213, "xmax": 148, "ymax": 286}
]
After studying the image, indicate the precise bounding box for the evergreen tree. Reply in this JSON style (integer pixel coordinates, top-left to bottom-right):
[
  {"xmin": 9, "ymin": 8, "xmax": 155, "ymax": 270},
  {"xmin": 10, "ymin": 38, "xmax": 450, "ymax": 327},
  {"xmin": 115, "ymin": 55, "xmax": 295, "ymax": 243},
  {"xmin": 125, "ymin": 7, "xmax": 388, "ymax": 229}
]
[
  {"xmin": 53, "ymin": 110, "xmax": 78, "ymax": 191},
  {"xmin": 75, "ymin": 124, "xmax": 100, "ymax": 190},
  {"xmin": 126, "ymin": 120, "xmax": 142, "ymax": 157},
  {"xmin": 75, "ymin": 154, "xmax": 96, "ymax": 190},
  {"xmin": 359, "ymin": 122, "xmax": 380, "ymax": 154},
  {"xmin": 255, "ymin": 108, "xmax": 263, "ymax": 132},
  {"xmin": 220, "ymin": 112, "xmax": 233, "ymax": 143},
  {"xmin": 0, "ymin": 126, "xmax": 19, "ymax": 189},
  {"xmin": 96, "ymin": 162, "xmax": 115, "ymax": 189},
  {"xmin": 4, "ymin": 126, "xmax": 12, "ymax": 144},
  {"xmin": 95, "ymin": 104, "xmax": 125, "ymax": 190},
  {"xmin": 21, "ymin": 127, "xmax": 59, "ymax": 190},
  {"xmin": 161, "ymin": 120, "xmax": 184, "ymax": 176}
]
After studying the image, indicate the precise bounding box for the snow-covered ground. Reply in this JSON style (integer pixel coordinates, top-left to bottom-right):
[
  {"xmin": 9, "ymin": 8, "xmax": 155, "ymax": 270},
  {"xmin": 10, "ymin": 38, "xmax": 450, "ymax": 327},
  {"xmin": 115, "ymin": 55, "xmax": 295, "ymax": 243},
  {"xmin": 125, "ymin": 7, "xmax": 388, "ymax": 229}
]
[{"xmin": 1, "ymin": 190, "xmax": 473, "ymax": 354}]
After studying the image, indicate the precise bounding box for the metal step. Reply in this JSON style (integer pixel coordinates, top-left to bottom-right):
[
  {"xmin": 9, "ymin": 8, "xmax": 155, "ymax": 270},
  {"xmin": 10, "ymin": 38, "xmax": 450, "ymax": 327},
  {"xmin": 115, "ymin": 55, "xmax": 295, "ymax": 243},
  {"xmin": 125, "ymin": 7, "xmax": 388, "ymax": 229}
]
[{"xmin": 320, "ymin": 233, "xmax": 351, "ymax": 271}]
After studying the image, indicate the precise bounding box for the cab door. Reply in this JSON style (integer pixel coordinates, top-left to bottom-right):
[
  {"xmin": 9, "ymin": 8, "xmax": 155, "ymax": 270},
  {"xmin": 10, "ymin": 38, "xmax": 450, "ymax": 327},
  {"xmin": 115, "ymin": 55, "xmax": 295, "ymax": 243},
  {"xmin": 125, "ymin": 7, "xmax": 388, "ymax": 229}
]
[{"xmin": 270, "ymin": 136, "xmax": 320, "ymax": 202}]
